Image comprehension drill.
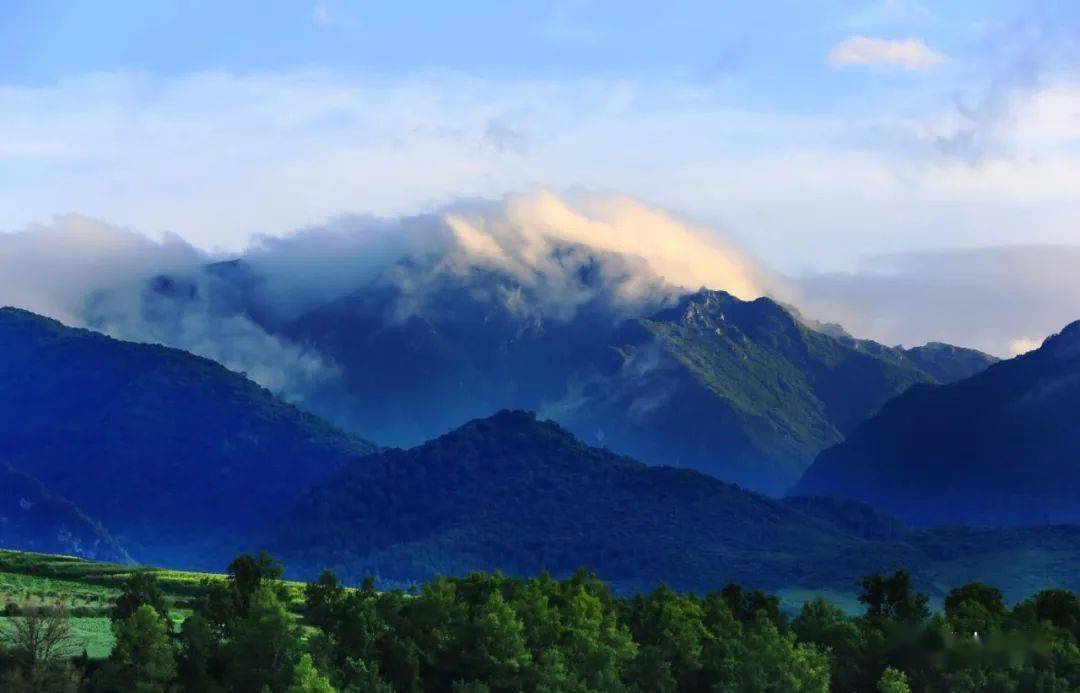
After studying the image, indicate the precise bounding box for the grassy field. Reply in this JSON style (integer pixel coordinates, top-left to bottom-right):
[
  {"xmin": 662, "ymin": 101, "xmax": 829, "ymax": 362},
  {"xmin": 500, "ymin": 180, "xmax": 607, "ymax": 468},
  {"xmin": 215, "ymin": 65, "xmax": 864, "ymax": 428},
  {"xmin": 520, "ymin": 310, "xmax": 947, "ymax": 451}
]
[
  {"xmin": 0, "ymin": 549, "xmax": 309, "ymax": 608},
  {"xmin": 0, "ymin": 548, "xmax": 315, "ymax": 660}
]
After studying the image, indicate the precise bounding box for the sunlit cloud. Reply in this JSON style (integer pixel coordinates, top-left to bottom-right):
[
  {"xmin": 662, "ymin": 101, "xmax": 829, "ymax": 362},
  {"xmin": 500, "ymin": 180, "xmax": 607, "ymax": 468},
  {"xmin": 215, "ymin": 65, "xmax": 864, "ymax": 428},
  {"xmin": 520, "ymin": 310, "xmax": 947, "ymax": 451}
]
[{"xmin": 828, "ymin": 36, "xmax": 944, "ymax": 70}]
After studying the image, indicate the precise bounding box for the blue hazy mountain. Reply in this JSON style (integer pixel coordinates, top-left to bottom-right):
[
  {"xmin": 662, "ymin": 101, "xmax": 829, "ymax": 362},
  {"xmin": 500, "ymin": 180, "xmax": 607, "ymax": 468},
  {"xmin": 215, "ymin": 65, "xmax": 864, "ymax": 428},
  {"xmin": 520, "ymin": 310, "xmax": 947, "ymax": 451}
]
[
  {"xmin": 0, "ymin": 307, "xmax": 375, "ymax": 567},
  {"xmin": 274, "ymin": 280, "xmax": 994, "ymax": 494},
  {"xmin": 547, "ymin": 290, "xmax": 995, "ymax": 494},
  {"xmin": 274, "ymin": 410, "xmax": 1080, "ymax": 600},
  {"xmin": 0, "ymin": 466, "xmax": 130, "ymax": 564},
  {"xmin": 793, "ymin": 320, "xmax": 1080, "ymax": 527}
]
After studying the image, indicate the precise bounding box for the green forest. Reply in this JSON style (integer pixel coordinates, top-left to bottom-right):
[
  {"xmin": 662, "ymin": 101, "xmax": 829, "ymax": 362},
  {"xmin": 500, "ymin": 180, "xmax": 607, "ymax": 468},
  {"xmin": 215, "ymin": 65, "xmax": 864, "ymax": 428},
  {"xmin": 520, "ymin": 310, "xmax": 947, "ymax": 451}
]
[{"xmin": 3, "ymin": 553, "xmax": 1080, "ymax": 692}]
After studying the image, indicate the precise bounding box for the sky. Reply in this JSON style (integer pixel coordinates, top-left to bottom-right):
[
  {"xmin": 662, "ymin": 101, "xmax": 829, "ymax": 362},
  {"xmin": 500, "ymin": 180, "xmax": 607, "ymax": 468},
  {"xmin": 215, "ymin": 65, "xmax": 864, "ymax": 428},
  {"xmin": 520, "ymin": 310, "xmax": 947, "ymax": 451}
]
[{"xmin": 2, "ymin": 0, "xmax": 1080, "ymax": 355}]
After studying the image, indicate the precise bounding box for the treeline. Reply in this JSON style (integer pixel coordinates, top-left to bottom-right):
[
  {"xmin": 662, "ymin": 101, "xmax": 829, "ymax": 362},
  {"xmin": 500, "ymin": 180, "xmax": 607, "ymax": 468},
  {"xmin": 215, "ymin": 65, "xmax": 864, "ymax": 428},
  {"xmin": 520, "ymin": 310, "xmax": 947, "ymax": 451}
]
[{"xmin": 3, "ymin": 555, "xmax": 1080, "ymax": 691}]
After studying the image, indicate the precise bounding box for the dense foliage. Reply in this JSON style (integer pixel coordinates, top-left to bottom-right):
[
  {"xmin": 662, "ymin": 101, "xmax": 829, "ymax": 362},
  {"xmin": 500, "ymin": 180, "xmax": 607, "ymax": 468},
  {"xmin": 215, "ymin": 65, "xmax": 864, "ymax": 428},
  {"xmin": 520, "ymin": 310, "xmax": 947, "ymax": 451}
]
[
  {"xmin": 794, "ymin": 319, "xmax": 1080, "ymax": 526},
  {"xmin": 5, "ymin": 554, "xmax": 1080, "ymax": 691}
]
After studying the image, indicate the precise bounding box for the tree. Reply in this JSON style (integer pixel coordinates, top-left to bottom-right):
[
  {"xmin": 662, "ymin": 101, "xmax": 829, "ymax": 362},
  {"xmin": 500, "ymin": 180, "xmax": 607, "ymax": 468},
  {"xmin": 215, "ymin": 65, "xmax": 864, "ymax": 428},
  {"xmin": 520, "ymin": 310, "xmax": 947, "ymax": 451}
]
[
  {"xmin": 793, "ymin": 597, "xmax": 869, "ymax": 690},
  {"xmin": 3, "ymin": 602, "xmax": 80, "ymax": 692},
  {"xmin": 1015, "ymin": 589, "xmax": 1080, "ymax": 639},
  {"xmin": 877, "ymin": 666, "xmax": 911, "ymax": 693},
  {"xmin": 95, "ymin": 604, "xmax": 178, "ymax": 693},
  {"xmin": 225, "ymin": 584, "xmax": 302, "ymax": 692},
  {"xmin": 176, "ymin": 613, "xmax": 222, "ymax": 692},
  {"xmin": 227, "ymin": 552, "xmax": 285, "ymax": 617},
  {"xmin": 288, "ymin": 653, "xmax": 334, "ymax": 693},
  {"xmin": 858, "ymin": 571, "xmax": 930, "ymax": 625},
  {"xmin": 719, "ymin": 583, "xmax": 784, "ymax": 627},
  {"xmin": 556, "ymin": 585, "xmax": 636, "ymax": 691},
  {"xmin": 627, "ymin": 586, "xmax": 709, "ymax": 692},
  {"xmin": 736, "ymin": 611, "xmax": 829, "ymax": 692},
  {"xmin": 466, "ymin": 590, "xmax": 531, "ymax": 690},
  {"xmin": 304, "ymin": 569, "xmax": 344, "ymax": 633},
  {"xmin": 944, "ymin": 583, "xmax": 1006, "ymax": 636},
  {"xmin": 111, "ymin": 572, "xmax": 168, "ymax": 624}
]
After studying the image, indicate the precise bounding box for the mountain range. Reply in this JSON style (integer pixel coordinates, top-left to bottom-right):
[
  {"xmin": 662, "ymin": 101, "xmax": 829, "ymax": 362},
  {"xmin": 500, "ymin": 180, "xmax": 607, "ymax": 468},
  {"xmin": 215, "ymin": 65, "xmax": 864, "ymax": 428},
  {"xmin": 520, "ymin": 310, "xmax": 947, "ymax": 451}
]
[
  {"xmin": 546, "ymin": 289, "xmax": 994, "ymax": 493},
  {"xmin": 164, "ymin": 260, "xmax": 992, "ymax": 494},
  {"xmin": 793, "ymin": 320, "xmax": 1080, "ymax": 527},
  {"xmin": 2, "ymin": 301, "xmax": 1075, "ymax": 602}
]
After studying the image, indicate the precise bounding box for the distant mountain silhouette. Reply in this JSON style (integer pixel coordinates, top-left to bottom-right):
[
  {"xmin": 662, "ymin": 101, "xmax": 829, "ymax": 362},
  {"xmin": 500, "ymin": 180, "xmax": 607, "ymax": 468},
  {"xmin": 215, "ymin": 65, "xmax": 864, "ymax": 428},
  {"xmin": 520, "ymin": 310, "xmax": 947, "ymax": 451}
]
[
  {"xmin": 274, "ymin": 410, "xmax": 868, "ymax": 590},
  {"xmin": 0, "ymin": 466, "xmax": 130, "ymax": 564},
  {"xmin": 793, "ymin": 320, "xmax": 1080, "ymax": 526},
  {"xmin": 0, "ymin": 307, "xmax": 375, "ymax": 567}
]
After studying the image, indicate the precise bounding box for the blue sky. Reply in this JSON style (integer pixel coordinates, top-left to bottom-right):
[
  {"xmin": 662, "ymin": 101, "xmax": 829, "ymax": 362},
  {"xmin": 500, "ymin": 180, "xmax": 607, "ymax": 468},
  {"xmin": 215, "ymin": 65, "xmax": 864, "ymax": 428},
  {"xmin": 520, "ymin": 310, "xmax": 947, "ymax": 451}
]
[{"xmin": 2, "ymin": 1, "xmax": 1080, "ymax": 353}]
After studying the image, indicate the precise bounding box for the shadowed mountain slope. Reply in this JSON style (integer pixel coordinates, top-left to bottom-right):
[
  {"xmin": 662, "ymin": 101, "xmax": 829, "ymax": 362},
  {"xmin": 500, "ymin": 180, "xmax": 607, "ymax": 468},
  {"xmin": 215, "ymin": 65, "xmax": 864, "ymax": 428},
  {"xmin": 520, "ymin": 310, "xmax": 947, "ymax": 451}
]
[
  {"xmin": 0, "ymin": 466, "xmax": 130, "ymax": 564},
  {"xmin": 793, "ymin": 320, "xmax": 1080, "ymax": 527},
  {"xmin": 272, "ymin": 410, "xmax": 1078, "ymax": 600},
  {"xmin": 279, "ymin": 284, "xmax": 994, "ymax": 495},
  {"xmin": 0, "ymin": 307, "xmax": 375, "ymax": 567},
  {"xmin": 550, "ymin": 290, "xmax": 996, "ymax": 493}
]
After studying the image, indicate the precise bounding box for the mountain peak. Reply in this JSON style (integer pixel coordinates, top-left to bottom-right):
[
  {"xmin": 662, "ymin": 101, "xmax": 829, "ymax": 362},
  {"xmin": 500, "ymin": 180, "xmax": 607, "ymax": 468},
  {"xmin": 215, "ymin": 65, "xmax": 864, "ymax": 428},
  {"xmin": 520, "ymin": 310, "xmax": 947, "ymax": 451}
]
[
  {"xmin": 1043, "ymin": 320, "xmax": 1080, "ymax": 359},
  {"xmin": 650, "ymin": 288, "xmax": 792, "ymax": 331}
]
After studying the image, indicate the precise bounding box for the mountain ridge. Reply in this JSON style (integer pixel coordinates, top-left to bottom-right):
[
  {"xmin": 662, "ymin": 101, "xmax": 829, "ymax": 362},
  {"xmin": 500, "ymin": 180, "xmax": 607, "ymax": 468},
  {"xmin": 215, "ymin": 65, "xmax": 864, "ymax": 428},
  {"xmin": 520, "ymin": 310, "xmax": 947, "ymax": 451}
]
[
  {"xmin": 551, "ymin": 289, "xmax": 996, "ymax": 493},
  {"xmin": 792, "ymin": 318, "xmax": 1080, "ymax": 526},
  {"xmin": 0, "ymin": 306, "xmax": 376, "ymax": 567}
]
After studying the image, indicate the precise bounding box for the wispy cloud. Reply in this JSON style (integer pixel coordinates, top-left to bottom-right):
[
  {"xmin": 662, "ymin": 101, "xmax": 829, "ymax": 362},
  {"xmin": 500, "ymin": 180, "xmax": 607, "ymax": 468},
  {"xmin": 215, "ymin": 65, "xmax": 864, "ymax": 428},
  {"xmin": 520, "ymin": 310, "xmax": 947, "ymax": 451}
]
[
  {"xmin": 4, "ymin": 67, "xmax": 1080, "ymax": 275},
  {"xmin": 828, "ymin": 36, "xmax": 944, "ymax": 70},
  {"xmin": 794, "ymin": 246, "xmax": 1080, "ymax": 356}
]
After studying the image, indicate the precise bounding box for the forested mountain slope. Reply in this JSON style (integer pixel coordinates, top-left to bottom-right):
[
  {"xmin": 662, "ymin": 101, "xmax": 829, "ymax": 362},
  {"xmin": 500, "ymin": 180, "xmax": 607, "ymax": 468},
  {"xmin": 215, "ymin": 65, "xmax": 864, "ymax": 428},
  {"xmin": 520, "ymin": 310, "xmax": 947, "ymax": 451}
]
[{"xmin": 273, "ymin": 410, "xmax": 1077, "ymax": 599}]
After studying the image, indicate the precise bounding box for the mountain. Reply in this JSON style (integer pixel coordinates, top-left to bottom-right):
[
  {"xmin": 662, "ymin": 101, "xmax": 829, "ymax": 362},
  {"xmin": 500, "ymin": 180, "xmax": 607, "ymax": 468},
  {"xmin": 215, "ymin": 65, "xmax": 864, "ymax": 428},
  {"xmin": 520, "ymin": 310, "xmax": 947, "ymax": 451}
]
[
  {"xmin": 792, "ymin": 320, "xmax": 1080, "ymax": 527},
  {"xmin": 278, "ymin": 285, "xmax": 994, "ymax": 495},
  {"xmin": 0, "ymin": 466, "xmax": 130, "ymax": 564},
  {"xmin": 548, "ymin": 290, "xmax": 996, "ymax": 494},
  {"xmin": 279, "ymin": 273, "xmax": 626, "ymax": 446},
  {"xmin": 274, "ymin": 409, "xmax": 1079, "ymax": 600},
  {"xmin": 274, "ymin": 410, "xmax": 870, "ymax": 591},
  {"xmin": 0, "ymin": 307, "xmax": 375, "ymax": 567}
]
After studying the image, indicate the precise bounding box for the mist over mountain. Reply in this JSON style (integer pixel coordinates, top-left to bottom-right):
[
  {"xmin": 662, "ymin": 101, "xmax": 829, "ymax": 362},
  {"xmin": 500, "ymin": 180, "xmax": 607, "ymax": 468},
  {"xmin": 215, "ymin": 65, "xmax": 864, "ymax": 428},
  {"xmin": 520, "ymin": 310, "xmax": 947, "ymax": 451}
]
[
  {"xmin": 0, "ymin": 192, "xmax": 995, "ymax": 493},
  {"xmin": 793, "ymin": 320, "xmax": 1080, "ymax": 526}
]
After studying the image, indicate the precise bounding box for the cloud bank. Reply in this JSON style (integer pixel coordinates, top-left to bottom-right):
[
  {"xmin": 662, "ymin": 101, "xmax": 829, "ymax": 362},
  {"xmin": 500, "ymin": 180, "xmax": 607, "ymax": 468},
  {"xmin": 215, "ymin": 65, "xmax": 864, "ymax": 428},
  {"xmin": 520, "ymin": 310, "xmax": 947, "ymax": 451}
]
[
  {"xmin": 0, "ymin": 191, "xmax": 770, "ymax": 400},
  {"xmin": 6, "ymin": 67, "xmax": 1080, "ymax": 275}
]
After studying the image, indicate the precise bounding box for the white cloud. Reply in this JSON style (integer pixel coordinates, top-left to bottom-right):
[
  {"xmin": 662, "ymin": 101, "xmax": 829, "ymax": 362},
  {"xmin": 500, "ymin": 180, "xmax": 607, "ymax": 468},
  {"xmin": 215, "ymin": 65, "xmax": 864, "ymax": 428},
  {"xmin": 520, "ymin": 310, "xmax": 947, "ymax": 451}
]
[
  {"xmin": 1008, "ymin": 337, "xmax": 1042, "ymax": 356},
  {"xmin": 4, "ymin": 68, "xmax": 1080, "ymax": 278},
  {"xmin": 828, "ymin": 36, "xmax": 944, "ymax": 70}
]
